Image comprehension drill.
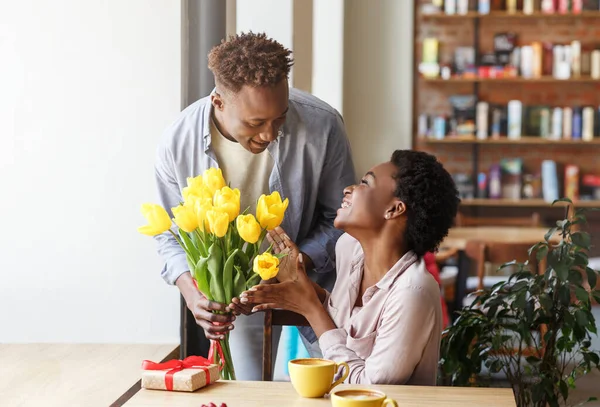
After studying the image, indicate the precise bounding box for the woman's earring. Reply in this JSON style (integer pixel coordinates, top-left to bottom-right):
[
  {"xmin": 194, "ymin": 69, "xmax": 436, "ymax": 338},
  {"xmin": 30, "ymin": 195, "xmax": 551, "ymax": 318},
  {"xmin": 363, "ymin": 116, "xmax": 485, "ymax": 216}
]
[{"xmin": 385, "ymin": 214, "xmax": 390, "ymax": 219}]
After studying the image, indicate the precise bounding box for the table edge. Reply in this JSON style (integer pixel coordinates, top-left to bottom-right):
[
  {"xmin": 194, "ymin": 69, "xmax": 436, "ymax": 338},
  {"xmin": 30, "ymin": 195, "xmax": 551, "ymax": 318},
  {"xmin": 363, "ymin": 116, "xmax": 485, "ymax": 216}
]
[{"xmin": 110, "ymin": 345, "xmax": 180, "ymax": 407}]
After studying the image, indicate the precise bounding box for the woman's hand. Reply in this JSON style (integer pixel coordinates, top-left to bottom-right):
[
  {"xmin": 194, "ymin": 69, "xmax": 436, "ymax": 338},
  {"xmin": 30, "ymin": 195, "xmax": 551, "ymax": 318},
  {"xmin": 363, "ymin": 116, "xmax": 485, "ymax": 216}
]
[
  {"xmin": 266, "ymin": 227, "xmax": 300, "ymax": 283},
  {"xmin": 226, "ymin": 297, "xmax": 254, "ymax": 316},
  {"xmin": 240, "ymin": 253, "xmax": 321, "ymax": 317}
]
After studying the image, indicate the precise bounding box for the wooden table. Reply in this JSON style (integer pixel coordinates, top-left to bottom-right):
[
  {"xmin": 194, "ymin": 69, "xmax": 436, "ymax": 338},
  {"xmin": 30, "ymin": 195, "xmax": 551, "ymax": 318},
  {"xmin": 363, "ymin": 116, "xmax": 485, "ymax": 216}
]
[
  {"xmin": 0, "ymin": 343, "xmax": 177, "ymax": 407},
  {"xmin": 443, "ymin": 226, "xmax": 555, "ymax": 251},
  {"xmin": 124, "ymin": 380, "xmax": 516, "ymax": 406}
]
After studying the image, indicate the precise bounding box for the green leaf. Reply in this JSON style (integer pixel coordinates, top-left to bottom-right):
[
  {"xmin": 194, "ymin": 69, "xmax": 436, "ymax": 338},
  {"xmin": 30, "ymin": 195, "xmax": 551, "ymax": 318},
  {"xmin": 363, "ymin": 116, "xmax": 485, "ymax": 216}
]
[
  {"xmin": 553, "ymin": 197, "xmax": 573, "ymax": 205},
  {"xmin": 525, "ymin": 298, "xmax": 535, "ymax": 322},
  {"xmin": 233, "ymin": 265, "xmax": 247, "ymax": 297},
  {"xmin": 587, "ymin": 397, "xmax": 598, "ymax": 403},
  {"xmin": 526, "ymin": 355, "xmax": 541, "ymax": 364},
  {"xmin": 588, "ymin": 352, "xmax": 600, "ymax": 366},
  {"xmin": 560, "ymin": 285, "xmax": 571, "ymax": 306},
  {"xmin": 575, "ymin": 309, "xmax": 590, "ymax": 328},
  {"xmin": 559, "ymin": 379, "xmax": 569, "ymax": 401},
  {"xmin": 222, "ymin": 249, "xmax": 240, "ymax": 302},
  {"xmin": 586, "ymin": 267, "xmax": 598, "ymax": 290},
  {"xmin": 194, "ymin": 256, "xmax": 211, "ymax": 300},
  {"xmin": 539, "ymin": 294, "xmax": 553, "ymax": 313},
  {"xmin": 179, "ymin": 230, "xmax": 199, "ymax": 263},
  {"xmin": 557, "ymin": 266, "xmax": 569, "ymax": 282},
  {"xmin": 246, "ymin": 272, "xmax": 261, "ymax": 289},
  {"xmin": 572, "ymin": 232, "xmax": 592, "ymax": 249},
  {"xmin": 514, "ymin": 292, "xmax": 527, "ymax": 309},
  {"xmin": 236, "ymin": 249, "xmax": 249, "ymax": 269},
  {"xmin": 569, "ymin": 269, "xmax": 583, "ymax": 285},
  {"xmin": 574, "ymin": 251, "xmax": 589, "ymax": 267},
  {"xmin": 576, "ymin": 286, "xmax": 590, "ymax": 304},
  {"xmin": 206, "ymin": 243, "xmax": 225, "ymax": 303},
  {"xmin": 536, "ymin": 244, "xmax": 549, "ymax": 262}
]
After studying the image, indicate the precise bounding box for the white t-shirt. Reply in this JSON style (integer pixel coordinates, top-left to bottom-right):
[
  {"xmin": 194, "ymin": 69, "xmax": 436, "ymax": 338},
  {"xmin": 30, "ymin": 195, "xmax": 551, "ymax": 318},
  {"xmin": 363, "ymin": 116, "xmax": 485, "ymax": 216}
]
[{"xmin": 210, "ymin": 119, "xmax": 274, "ymax": 215}]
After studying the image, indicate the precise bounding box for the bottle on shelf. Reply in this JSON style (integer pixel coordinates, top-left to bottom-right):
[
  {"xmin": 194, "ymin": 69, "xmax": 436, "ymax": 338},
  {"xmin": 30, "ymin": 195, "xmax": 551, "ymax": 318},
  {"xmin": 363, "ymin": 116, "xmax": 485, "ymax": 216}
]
[
  {"xmin": 476, "ymin": 102, "xmax": 489, "ymax": 140},
  {"xmin": 478, "ymin": 0, "xmax": 490, "ymax": 14},
  {"xmin": 507, "ymin": 100, "xmax": 522, "ymax": 139},
  {"xmin": 506, "ymin": 0, "xmax": 517, "ymax": 14},
  {"xmin": 591, "ymin": 50, "xmax": 600, "ymax": 79},
  {"xmin": 551, "ymin": 107, "xmax": 563, "ymax": 140},
  {"xmin": 583, "ymin": 107, "xmax": 594, "ymax": 141},
  {"xmin": 572, "ymin": 107, "xmax": 582, "ymax": 139},
  {"xmin": 563, "ymin": 107, "xmax": 573, "ymax": 140}
]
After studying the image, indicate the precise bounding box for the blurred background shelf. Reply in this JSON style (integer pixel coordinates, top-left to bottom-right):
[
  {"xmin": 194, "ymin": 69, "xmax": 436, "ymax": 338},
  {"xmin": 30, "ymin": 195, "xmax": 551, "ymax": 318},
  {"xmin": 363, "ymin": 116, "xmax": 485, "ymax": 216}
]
[
  {"xmin": 422, "ymin": 136, "xmax": 600, "ymax": 145},
  {"xmin": 460, "ymin": 198, "xmax": 600, "ymax": 208},
  {"xmin": 421, "ymin": 76, "xmax": 600, "ymax": 83},
  {"xmin": 422, "ymin": 11, "xmax": 600, "ymax": 19}
]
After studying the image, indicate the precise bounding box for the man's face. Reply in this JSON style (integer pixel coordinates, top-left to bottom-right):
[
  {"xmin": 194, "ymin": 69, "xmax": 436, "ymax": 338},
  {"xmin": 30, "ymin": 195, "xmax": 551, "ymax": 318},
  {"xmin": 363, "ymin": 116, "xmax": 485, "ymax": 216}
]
[{"xmin": 213, "ymin": 80, "xmax": 289, "ymax": 154}]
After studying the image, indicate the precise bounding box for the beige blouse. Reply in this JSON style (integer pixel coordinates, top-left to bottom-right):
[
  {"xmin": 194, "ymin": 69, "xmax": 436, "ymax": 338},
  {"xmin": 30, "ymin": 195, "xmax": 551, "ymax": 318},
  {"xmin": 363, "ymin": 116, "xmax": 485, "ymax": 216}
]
[{"xmin": 318, "ymin": 233, "xmax": 443, "ymax": 385}]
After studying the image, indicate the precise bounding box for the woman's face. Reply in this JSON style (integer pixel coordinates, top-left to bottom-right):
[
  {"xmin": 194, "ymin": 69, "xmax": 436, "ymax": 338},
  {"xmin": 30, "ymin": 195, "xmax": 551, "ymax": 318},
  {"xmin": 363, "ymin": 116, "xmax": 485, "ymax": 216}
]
[{"xmin": 334, "ymin": 161, "xmax": 401, "ymax": 233}]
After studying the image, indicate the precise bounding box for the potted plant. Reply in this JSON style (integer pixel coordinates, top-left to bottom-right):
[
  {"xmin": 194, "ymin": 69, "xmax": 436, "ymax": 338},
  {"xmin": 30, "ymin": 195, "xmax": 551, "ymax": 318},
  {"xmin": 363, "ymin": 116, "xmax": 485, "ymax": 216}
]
[{"xmin": 439, "ymin": 199, "xmax": 600, "ymax": 407}]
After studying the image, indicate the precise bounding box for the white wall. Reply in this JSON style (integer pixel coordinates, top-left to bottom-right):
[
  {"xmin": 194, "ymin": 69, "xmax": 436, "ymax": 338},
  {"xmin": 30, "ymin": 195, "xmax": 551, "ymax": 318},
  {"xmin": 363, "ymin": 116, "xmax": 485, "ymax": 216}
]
[
  {"xmin": 312, "ymin": 0, "xmax": 344, "ymax": 114},
  {"xmin": 343, "ymin": 0, "xmax": 414, "ymax": 178},
  {"xmin": 236, "ymin": 0, "xmax": 295, "ymax": 85},
  {"xmin": 0, "ymin": 0, "xmax": 182, "ymax": 343}
]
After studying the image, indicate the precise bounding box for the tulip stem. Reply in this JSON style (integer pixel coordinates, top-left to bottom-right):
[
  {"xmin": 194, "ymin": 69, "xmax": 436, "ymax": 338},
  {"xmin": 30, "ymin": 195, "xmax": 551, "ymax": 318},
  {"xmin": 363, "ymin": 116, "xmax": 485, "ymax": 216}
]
[
  {"xmin": 168, "ymin": 229, "xmax": 185, "ymax": 249},
  {"xmin": 194, "ymin": 229, "xmax": 207, "ymax": 257}
]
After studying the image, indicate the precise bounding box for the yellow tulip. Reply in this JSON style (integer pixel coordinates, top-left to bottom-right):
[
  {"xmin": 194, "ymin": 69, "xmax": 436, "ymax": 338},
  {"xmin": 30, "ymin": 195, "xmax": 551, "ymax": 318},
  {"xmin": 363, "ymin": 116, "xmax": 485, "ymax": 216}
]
[
  {"xmin": 236, "ymin": 214, "xmax": 261, "ymax": 244},
  {"xmin": 171, "ymin": 203, "xmax": 198, "ymax": 233},
  {"xmin": 214, "ymin": 186, "xmax": 241, "ymax": 222},
  {"xmin": 203, "ymin": 167, "xmax": 226, "ymax": 195},
  {"xmin": 182, "ymin": 180, "xmax": 212, "ymax": 206},
  {"xmin": 206, "ymin": 208, "xmax": 229, "ymax": 237},
  {"xmin": 253, "ymin": 252, "xmax": 280, "ymax": 280},
  {"xmin": 194, "ymin": 197, "xmax": 213, "ymax": 231},
  {"xmin": 256, "ymin": 191, "xmax": 289, "ymax": 230},
  {"xmin": 138, "ymin": 203, "xmax": 172, "ymax": 236}
]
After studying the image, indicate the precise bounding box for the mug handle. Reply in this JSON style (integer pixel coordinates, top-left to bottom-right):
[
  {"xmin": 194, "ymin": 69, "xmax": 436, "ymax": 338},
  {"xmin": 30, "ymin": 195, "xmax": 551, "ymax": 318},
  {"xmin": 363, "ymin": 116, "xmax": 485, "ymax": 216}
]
[
  {"xmin": 328, "ymin": 361, "xmax": 349, "ymax": 393},
  {"xmin": 382, "ymin": 398, "xmax": 398, "ymax": 407}
]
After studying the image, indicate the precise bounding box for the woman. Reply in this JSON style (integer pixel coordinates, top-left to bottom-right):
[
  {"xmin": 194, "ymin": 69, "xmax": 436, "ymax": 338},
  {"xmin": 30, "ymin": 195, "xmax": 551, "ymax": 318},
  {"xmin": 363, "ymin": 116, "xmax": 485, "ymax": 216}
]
[{"xmin": 239, "ymin": 150, "xmax": 460, "ymax": 385}]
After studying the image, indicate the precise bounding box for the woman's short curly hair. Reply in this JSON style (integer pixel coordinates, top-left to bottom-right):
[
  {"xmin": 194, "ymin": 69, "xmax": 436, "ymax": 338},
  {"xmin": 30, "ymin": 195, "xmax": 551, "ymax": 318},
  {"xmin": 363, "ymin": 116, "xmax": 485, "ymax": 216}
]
[
  {"xmin": 208, "ymin": 32, "xmax": 294, "ymax": 93},
  {"xmin": 390, "ymin": 150, "xmax": 460, "ymax": 256}
]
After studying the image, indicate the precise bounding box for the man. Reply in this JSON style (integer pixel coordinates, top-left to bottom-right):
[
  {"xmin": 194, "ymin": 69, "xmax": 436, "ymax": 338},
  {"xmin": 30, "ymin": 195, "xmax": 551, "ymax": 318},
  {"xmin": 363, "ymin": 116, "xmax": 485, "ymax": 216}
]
[{"xmin": 153, "ymin": 32, "xmax": 355, "ymax": 380}]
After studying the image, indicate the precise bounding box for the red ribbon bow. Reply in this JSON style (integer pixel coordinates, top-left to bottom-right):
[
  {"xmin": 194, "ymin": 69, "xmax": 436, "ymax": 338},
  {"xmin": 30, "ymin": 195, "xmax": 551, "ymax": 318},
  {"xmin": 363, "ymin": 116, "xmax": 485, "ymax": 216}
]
[{"xmin": 142, "ymin": 355, "xmax": 213, "ymax": 391}]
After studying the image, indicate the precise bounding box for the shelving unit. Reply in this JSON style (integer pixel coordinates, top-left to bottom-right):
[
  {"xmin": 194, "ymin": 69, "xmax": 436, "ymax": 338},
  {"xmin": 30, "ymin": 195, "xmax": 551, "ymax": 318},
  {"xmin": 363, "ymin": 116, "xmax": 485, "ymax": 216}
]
[
  {"xmin": 421, "ymin": 10, "xmax": 600, "ymax": 19},
  {"xmin": 422, "ymin": 136, "xmax": 600, "ymax": 145},
  {"xmin": 412, "ymin": 2, "xmax": 600, "ymax": 255},
  {"xmin": 422, "ymin": 76, "xmax": 600, "ymax": 83},
  {"xmin": 412, "ymin": 1, "xmax": 600, "ymax": 207},
  {"xmin": 460, "ymin": 198, "xmax": 600, "ymax": 208}
]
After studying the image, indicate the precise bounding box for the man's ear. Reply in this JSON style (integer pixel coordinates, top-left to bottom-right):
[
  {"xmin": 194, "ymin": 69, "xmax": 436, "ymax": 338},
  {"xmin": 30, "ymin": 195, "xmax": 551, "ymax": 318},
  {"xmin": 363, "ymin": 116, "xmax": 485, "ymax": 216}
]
[{"xmin": 211, "ymin": 92, "xmax": 224, "ymax": 111}]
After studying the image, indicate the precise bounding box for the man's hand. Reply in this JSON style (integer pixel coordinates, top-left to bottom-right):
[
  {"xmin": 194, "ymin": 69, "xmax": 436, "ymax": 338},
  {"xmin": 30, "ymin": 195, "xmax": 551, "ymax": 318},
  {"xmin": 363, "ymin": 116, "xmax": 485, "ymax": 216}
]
[{"xmin": 176, "ymin": 272, "xmax": 234, "ymax": 340}]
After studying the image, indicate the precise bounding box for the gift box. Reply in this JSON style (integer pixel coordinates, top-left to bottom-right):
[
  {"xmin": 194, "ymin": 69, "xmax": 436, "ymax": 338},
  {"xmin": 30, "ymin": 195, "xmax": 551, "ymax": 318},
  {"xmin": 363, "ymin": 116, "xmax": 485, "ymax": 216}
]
[{"xmin": 141, "ymin": 356, "xmax": 219, "ymax": 392}]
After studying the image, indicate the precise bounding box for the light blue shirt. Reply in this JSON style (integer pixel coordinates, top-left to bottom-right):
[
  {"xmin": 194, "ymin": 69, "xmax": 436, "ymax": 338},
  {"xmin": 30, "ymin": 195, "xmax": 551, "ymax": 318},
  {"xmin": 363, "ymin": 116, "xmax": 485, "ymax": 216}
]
[{"xmin": 153, "ymin": 87, "xmax": 356, "ymax": 295}]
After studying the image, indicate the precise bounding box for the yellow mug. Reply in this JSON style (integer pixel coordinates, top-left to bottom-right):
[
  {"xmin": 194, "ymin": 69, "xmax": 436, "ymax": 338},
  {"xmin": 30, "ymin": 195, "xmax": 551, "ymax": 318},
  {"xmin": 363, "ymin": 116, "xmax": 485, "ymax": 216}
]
[
  {"xmin": 330, "ymin": 389, "xmax": 398, "ymax": 407},
  {"xmin": 288, "ymin": 358, "xmax": 349, "ymax": 398}
]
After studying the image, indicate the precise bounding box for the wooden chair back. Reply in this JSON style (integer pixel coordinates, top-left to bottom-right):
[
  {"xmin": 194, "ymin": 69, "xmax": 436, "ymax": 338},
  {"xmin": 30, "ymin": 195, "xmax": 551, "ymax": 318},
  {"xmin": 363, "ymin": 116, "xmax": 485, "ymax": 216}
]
[
  {"xmin": 464, "ymin": 240, "xmax": 547, "ymax": 357},
  {"xmin": 464, "ymin": 240, "xmax": 543, "ymax": 290},
  {"xmin": 262, "ymin": 310, "xmax": 309, "ymax": 381}
]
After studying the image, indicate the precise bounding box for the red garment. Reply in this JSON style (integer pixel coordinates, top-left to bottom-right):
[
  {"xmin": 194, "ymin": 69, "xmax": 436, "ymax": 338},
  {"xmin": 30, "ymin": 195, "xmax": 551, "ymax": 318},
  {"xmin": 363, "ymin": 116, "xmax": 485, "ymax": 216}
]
[{"xmin": 423, "ymin": 252, "xmax": 450, "ymax": 327}]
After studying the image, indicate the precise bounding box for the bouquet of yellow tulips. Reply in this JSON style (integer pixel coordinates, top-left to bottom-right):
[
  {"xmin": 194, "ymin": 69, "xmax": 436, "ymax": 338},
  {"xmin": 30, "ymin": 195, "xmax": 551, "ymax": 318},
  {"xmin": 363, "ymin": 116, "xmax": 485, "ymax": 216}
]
[{"xmin": 138, "ymin": 167, "xmax": 289, "ymax": 380}]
